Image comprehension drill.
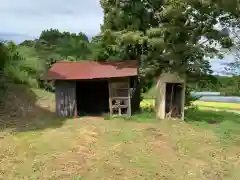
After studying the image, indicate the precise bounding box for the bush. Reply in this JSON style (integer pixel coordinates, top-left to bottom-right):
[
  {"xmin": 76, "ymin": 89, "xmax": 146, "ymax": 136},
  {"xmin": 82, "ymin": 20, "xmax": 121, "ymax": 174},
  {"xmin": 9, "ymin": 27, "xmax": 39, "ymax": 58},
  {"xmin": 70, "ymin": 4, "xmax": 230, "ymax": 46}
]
[
  {"xmin": 2, "ymin": 43, "xmax": 43, "ymax": 88},
  {"xmin": 4, "ymin": 65, "xmax": 38, "ymax": 88},
  {"xmin": 185, "ymin": 86, "xmax": 201, "ymax": 107}
]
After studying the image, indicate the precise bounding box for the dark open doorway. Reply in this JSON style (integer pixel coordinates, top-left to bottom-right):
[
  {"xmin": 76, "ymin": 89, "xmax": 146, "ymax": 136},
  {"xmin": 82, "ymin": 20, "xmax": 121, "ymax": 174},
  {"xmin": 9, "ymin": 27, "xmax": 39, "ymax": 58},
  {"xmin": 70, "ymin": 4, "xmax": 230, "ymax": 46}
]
[
  {"xmin": 165, "ymin": 83, "xmax": 184, "ymax": 119},
  {"xmin": 76, "ymin": 80, "xmax": 109, "ymax": 116}
]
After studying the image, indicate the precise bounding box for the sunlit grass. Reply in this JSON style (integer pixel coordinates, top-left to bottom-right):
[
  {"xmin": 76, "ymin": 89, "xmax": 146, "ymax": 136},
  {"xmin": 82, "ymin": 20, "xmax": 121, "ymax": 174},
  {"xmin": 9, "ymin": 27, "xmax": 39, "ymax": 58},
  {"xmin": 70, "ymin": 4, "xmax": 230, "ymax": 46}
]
[
  {"xmin": 141, "ymin": 98, "xmax": 240, "ymax": 111},
  {"xmin": 1, "ymin": 110, "xmax": 240, "ymax": 179},
  {"xmin": 193, "ymin": 101, "xmax": 240, "ymax": 111}
]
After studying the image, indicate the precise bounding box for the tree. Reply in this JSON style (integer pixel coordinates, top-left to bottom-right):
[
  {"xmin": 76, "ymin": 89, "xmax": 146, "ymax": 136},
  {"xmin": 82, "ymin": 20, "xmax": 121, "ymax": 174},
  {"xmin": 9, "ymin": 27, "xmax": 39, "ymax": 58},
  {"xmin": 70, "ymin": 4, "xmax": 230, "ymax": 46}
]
[
  {"xmin": 97, "ymin": 0, "xmax": 239, "ymax": 108},
  {"xmin": 99, "ymin": 0, "xmax": 239, "ymax": 76},
  {"xmin": 225, "ymin": 29, "xmax": 240, "ymax": 75},
  {"xmin": 21, "ymin": 29, "xmax": 95, "ymax": 71}
]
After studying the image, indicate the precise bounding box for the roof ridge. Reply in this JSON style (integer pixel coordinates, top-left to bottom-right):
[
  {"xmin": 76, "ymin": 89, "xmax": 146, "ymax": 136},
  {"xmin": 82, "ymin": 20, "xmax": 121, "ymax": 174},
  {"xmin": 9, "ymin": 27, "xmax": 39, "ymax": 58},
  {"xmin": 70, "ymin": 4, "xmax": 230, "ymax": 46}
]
[
  {"xmin": 56, "ymin": 61, "xmax": 92, "ymax": 63},
  {"xmin": 55, "ymin": 60, "xmax": 137, "ymax": 62}
]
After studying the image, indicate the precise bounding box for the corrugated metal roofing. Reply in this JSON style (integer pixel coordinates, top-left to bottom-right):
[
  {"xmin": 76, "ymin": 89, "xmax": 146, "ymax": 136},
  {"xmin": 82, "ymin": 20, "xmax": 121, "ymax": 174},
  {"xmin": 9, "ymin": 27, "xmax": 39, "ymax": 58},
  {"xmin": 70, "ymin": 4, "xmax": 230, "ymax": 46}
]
[{"xmin": 45, "ymin": 60, "xmax": 138, "ymax": 80}]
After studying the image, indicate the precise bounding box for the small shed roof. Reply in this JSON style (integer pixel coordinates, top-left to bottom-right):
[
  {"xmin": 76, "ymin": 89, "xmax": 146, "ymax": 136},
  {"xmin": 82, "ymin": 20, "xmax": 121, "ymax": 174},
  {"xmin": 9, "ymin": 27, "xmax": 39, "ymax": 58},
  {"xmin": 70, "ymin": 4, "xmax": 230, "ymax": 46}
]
[{"xmin": 45, "ymin": 60, "xmax": 138, "ymax": 80}]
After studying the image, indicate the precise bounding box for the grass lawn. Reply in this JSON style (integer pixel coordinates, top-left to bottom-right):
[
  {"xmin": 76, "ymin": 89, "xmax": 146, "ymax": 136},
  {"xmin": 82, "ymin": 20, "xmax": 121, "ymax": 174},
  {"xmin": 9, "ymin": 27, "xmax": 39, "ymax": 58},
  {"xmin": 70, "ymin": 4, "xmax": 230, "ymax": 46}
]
[
  {"xmin": 0, "ymin": 109, "xmax": 240, "ymax": 179},
  {"xmin": 0, "ymin": 85, "xmax": 240, "ymax": 179}
]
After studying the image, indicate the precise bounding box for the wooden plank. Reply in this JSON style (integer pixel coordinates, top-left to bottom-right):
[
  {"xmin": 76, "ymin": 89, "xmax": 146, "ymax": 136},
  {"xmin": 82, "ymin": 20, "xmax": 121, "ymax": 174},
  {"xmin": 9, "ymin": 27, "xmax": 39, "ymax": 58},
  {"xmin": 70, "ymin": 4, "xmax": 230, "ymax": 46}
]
[
  {"xmin": 111, "ymin": 97, "xmax": 129, "ymax": 100},
  {"xmin": 55, "ymin": 80, "xmax": 76, "ymax": 117},
  {"xmin": 112, "ymin": 105, "xmax": 129, "ymax": 108}
]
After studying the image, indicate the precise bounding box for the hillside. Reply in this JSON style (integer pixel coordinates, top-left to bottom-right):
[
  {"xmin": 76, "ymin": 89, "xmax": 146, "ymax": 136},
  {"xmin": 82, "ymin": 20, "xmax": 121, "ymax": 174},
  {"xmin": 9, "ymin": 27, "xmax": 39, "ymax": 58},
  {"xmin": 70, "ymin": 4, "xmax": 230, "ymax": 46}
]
[{"xmin": 0, "ymin": 84, "xmax": 56, "ymax": 131}]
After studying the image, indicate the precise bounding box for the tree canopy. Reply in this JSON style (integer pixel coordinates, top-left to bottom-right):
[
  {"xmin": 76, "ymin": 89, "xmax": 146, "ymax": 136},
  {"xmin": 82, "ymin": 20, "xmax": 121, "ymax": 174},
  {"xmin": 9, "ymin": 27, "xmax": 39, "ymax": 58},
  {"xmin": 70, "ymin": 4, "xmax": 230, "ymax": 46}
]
[{"xmin": 97, "ymin": 0, "xmax": 239, "ymax": 79}]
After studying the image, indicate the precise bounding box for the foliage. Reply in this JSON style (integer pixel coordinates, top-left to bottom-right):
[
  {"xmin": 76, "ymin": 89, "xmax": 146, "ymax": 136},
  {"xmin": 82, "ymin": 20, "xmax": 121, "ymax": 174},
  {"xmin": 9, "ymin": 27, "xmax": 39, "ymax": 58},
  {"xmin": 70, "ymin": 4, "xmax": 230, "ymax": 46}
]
[
  {"xmin": 21, "ymin": 29, "xmax": 92, "ymax": 66},
  {"xmin": 3, "ymin": 42, "xmax": 43, "ymax": 87},
  {"xmin": 96, "ymin": 0, "xmax": 240, "ymax": 104},
  {"xmin": 185, "ymin": 85, "xmax": 201, "ymax": 106},
  {"xmin": 19, "ymin": 29, "xmax": 95, "ymax": 89},
  {"xmin": 225, "ymin": 29, "xmax": 240, "ymax": 76},
  {"xmin": 98, "ymin": 0, "xmax": 239, "ymax": 76},
  {"xmin": 194, "ymin": 75, "xmax": 240, "ymax": 96}
]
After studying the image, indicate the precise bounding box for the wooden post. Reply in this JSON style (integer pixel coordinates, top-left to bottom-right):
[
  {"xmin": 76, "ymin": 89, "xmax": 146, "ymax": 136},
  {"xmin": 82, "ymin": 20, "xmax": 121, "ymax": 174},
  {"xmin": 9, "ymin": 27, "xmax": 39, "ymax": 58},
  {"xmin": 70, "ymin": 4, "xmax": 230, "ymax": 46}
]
[
  {"xmin": 181, "ymin": 83, "xmax": 186, "ymax": 120},
  {"xmin": 108, "ymin": 80, "xmax": 113, "ymax": 116},
  {"xmin": 128, "ymin": 78, "xmax": 131, "ymax": 116}
]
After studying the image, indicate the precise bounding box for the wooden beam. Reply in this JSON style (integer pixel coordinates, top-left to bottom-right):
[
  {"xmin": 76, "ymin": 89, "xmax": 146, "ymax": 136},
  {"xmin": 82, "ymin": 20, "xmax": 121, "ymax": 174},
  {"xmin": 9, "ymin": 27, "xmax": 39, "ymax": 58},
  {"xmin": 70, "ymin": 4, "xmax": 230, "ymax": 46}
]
[{"xmin": 111, "ymin": 97, "xmax": 129, "ymax": 100}]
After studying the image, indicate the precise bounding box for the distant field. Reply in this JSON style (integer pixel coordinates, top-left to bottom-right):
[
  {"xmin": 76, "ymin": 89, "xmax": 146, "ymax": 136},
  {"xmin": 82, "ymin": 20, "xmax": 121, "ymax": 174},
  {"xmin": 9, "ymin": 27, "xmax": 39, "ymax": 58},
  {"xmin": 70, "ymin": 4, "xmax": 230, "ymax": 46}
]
[
  {"xmin": 141, "ymin": 98, "xmax": 240, "ymax": 111},
  {"xmin": 193, "ymin": 101, "xmax": 240, "ymax": 111}
]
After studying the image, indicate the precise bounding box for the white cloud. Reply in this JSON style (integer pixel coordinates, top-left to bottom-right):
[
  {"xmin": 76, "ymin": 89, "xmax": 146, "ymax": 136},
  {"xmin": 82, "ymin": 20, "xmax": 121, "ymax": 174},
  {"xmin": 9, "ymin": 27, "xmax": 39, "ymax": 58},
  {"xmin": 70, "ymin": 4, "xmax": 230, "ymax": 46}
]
[{"xmin": 0, "ymin": 0, "xmax": 103, "ymax": 37}]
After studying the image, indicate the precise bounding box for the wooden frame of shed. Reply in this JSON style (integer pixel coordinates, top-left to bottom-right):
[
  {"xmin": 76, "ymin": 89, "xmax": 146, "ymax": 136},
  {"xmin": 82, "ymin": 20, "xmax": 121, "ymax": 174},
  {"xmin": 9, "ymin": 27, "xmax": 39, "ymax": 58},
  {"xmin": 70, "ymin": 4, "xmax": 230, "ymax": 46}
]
[
  {"xmin": 155, "ymin": 72, "xmax": 186, "ymax": 120},
  {"xmin": 45, "ymin": 60, "xmax": 140, "ymax": 117}
]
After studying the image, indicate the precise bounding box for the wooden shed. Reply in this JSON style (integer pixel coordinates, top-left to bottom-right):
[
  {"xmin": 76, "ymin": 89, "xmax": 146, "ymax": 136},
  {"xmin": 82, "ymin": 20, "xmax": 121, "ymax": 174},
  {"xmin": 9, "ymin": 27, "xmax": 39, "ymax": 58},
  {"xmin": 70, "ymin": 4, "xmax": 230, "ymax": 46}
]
[
  {"xmin": 45, "ymin": 60, "xmax": 140, "ymax": 117},
  {"xmin": 155, "ymin": 72, "xmax": 186, "ymax": 120}
]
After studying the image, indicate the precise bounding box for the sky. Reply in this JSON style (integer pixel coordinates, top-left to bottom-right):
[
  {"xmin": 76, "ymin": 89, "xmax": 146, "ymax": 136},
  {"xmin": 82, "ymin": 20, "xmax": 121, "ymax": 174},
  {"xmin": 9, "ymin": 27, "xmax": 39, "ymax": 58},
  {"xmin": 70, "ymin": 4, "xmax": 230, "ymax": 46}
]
[
  {"xmin": 0, "ymin": 0, "xmax": 103, "ymax": 41},
  {"xmin": 0, "ymin": 0, "xmax": 231, "ymax": 73}
]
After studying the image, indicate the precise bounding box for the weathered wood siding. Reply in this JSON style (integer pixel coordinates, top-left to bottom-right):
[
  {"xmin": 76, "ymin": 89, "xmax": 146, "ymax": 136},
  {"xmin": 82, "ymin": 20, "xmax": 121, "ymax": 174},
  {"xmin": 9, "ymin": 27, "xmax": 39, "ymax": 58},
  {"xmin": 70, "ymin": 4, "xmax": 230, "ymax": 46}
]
[
  {"xmin": 55, "ymin": 80, "xmax": 76, "ymax": 117},
  {"xmin": 108, "ymin": 77, "xmax": 130, "ymax": 116},
  {"xmin": 108, "ymin": 76, "xmax": 140, "ymax": 116},
  {"xmin": 155, "ymin": 72, "xmax": 185, "ymax": 120}
]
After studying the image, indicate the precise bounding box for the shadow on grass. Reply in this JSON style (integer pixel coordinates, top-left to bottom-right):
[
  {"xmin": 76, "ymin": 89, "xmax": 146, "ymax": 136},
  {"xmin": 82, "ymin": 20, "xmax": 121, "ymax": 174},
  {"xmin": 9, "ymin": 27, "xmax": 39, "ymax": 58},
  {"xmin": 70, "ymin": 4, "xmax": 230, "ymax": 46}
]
[
  {"xmin": 185, "ymin": 107, "xmax": 240, "ymax": 124},
  {"xmin": 0, "ymin": 84, "xmax": 67, "ymax": 133}
]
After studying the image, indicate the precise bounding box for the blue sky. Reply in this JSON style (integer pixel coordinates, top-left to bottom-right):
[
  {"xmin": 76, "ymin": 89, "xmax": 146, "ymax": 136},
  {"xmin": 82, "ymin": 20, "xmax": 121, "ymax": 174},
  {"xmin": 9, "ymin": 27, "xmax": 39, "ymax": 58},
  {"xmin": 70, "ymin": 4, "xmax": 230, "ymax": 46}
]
[{"xmin": 0, "ymin": 0, "xmax": 231, "ymax": 73}]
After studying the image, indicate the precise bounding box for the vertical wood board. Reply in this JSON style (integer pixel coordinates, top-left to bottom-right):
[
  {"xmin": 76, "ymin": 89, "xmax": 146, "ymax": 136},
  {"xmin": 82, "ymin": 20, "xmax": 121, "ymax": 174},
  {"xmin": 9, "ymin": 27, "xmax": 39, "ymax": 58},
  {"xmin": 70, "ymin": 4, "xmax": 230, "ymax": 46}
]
[{"xmin": 55, "ymin": 80, "xmax": 76, "ymax": 117}]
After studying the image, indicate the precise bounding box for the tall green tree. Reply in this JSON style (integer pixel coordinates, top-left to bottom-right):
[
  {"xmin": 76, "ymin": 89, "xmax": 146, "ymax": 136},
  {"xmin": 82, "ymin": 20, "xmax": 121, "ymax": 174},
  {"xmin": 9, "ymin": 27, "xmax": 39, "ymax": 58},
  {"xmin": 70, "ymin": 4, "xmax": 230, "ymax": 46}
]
[
  {"xmin": 97, "ymin": 0, "xmax": 239, "ymax": 103},
  {"xmin": 98, "ymin": 0, "xmax": 238, "ymax": 78}
]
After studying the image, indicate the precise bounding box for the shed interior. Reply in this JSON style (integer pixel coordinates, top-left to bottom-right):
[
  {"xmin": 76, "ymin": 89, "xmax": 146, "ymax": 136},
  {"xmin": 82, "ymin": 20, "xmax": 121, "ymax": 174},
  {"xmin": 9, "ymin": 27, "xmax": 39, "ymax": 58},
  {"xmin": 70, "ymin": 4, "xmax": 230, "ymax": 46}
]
[
  {"xmin": 165, "ymin": 83, "xmax": 183, "ymax": 119},
  {"xmin": 76, "ymin": 80, "xmax": 109, "ymax": 116}
]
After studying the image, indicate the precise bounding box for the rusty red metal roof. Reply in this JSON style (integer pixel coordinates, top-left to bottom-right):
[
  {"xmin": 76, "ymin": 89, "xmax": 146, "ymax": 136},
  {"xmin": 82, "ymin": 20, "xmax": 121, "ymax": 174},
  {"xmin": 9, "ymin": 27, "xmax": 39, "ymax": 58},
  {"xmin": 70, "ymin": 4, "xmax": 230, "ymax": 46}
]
[{"xmin": 45, "ymin": 60, "xmax": 138, "ymax": 80}]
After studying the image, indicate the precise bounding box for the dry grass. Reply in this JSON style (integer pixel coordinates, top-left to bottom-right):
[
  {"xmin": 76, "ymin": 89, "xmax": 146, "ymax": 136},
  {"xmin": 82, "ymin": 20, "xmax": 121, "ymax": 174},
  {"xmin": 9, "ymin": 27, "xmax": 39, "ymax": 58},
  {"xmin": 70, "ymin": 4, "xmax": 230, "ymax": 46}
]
[
  {"xmin": 0, "ymin": 85, "xmax": 240, "ymax": 179},
  {"xmin": 0, "ymin": 118, "xmax": 240, "ymax": 180}
]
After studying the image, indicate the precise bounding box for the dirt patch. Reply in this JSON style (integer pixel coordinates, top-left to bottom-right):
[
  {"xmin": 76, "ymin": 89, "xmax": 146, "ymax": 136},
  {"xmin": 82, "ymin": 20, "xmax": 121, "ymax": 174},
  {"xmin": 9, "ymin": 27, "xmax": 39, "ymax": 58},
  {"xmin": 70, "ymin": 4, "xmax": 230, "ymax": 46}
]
[
  {"xmin": 144, "ymin": 127, "xmax": 163, "ymax": 139},
  {"xmin": 80, "ymin": 116, "xmax": 105, "ymax": 121}
]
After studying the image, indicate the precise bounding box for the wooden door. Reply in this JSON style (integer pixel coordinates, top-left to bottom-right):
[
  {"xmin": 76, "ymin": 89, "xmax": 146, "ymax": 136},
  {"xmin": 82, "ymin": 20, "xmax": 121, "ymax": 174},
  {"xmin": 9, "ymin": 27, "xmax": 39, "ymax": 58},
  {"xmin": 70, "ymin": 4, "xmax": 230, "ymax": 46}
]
[{"xmin": 55, "ymin": 81, "xmax": 76, "ymax": 117}]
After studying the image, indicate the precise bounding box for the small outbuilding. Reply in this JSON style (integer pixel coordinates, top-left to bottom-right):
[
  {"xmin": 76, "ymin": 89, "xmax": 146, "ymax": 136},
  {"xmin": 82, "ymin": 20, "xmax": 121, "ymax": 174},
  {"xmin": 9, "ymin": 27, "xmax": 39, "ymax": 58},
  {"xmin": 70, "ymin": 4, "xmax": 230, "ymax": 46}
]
[
  {"xmin": 155, "ymin": 72, "xmax": 186, "ymax": 120},
  {"xmin": 45, "ymin": 60, "xmax": 140, "ymax": 117}
]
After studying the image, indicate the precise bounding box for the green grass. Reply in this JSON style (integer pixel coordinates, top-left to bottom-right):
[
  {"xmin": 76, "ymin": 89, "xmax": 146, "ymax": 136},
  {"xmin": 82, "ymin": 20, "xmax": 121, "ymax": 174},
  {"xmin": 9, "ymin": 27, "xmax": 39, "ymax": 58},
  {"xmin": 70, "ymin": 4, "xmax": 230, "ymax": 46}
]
[{"xmin": 185, "ymin": 108, "xmax": 240, "ymax": 145}]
